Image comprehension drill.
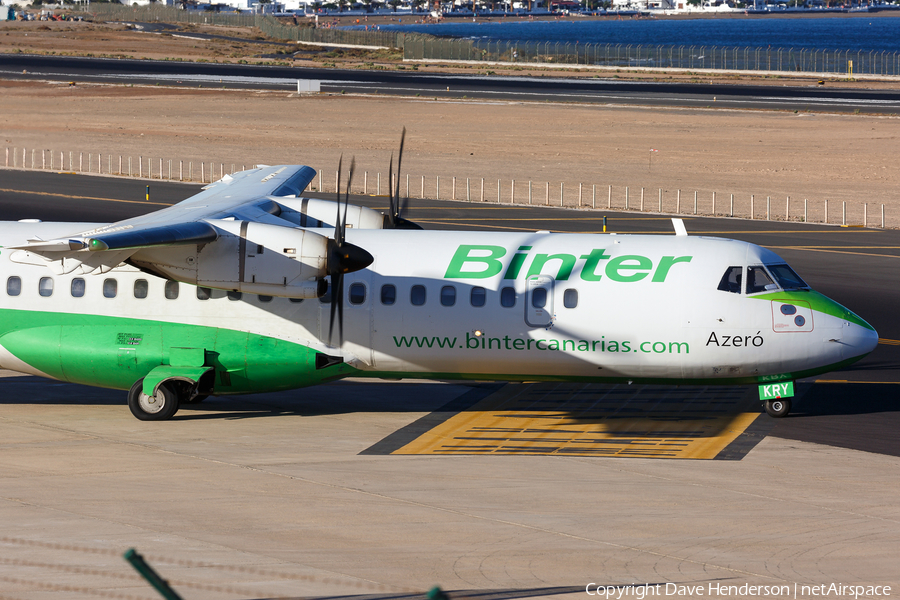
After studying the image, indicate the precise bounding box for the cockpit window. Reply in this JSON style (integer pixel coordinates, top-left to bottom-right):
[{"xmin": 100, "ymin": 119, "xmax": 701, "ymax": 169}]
[
  {"xmin": 766, "ymin": 264, "xmax": 809, "ymax": 291},
  {"xmin": 717, "ymin": 266, "xmax": 743, "ymax": 294},
  {"xmin": 746, "ymin": 266, "xmax": 778, "ymax": 295}
]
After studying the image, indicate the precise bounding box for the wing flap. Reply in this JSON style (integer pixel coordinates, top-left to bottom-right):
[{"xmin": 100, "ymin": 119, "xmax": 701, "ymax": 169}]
[{"xmin": 88, "ymin": 222, "xmax": 219, "ymax": 251}]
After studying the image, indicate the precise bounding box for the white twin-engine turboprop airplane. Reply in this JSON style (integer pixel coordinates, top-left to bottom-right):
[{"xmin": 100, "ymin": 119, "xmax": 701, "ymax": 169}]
[{"xmin": 0, "ymin": 161, "xmax": 878, "ymax": 421}]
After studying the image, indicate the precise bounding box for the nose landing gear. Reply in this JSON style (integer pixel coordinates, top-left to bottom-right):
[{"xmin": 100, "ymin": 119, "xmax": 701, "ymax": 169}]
[{"xmin": 764, "ymin": 398, "xmax": 791, "ymax": 418}]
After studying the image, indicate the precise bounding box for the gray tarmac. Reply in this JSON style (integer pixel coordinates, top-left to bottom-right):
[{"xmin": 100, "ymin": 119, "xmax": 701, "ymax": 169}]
[
  {"xmin": 0, "ymin": 171, "xmax": 898, "ymax": 600},
  {"xmin": 5, "ymin": 54, "xmax": 900, "ymax": 114}
]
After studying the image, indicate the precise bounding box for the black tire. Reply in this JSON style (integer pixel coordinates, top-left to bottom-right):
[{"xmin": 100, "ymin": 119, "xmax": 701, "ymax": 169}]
[
  {"xmin": 127, "ymin": 378, "xmax": 180, "ymax": 421},
  {"xmin": 764, "ymin": 398, "xmax": 791, "ymax": 418}
]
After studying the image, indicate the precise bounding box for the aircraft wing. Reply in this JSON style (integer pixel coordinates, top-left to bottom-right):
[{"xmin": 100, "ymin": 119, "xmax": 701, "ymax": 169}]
[{"xmin": 12, "ymin": 165, "xmax": 318, "ymax": 253}]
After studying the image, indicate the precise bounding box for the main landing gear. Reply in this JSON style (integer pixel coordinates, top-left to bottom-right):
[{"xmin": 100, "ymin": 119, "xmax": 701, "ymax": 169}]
[
  {"xmin": 127, "ymin": 378, "xmax": 201, "ymax": 421},
  {"xmin": 764, "ymin": 398, "xmax": 791, "ymax": 418}
]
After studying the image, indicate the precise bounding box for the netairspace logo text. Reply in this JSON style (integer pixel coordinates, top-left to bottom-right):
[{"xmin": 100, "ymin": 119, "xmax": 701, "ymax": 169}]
[{"xmin": 584, "ymin": 582, "xmax": 892, "ymax": 599}]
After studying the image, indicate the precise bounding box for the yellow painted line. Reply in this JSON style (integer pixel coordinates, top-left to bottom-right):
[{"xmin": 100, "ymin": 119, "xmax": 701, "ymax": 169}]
[
  {"xmin": 435, "ymin": 217, "xmax": 655, "ymax": 222},
  {"xmin": 878, "ymin": 338, "xmax": 900, "ymax": 346},
  {"xmin": 767, "ymin": 246, "xmax": 900, "ymax": 259},
  {"xmin": 816, "ymin": 380, "xmax": 900, "ymax": 384},
  {"xmin": 395, "ymin": 409, "xmax": 759, "ymax": 458},
  {"xmin": 0, "ymin": 188, "xmax": 171, "ymax": 207},
  {"xmin": 416, "ymin": 220, "xmax": 563, "ymax": 232},
  {"xmin": 394, "ymin": 384, "xmax": 762, "ymax": 459}
]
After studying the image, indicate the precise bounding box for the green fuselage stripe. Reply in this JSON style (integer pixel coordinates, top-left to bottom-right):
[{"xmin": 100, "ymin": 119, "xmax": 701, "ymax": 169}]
[
  {"xmin": 0, "ymin": 309, "xmax": 354, "ymax": 394},
  {"xmin": 0, "ymin": 308, "xmax": 865, "ymax": 395}
]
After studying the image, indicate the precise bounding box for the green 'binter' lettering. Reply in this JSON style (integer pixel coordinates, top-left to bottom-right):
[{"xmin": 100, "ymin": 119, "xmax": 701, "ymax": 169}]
[
  {"xmin": 526, "ymin": 253, "xmax": 578, "ymax": 281},
  {"xmin": 444, "ymin": 245, "xmax": 507, "ymax": 279}
]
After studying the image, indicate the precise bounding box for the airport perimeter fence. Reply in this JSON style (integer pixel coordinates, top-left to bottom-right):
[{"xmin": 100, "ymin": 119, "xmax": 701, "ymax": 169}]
[
  {"xmin": 79, "ymin": 4, "xmax": 408, "ymax": 50},
  {"xmin": 404, "ymin": 37, "xmax": 900, "ymax": 77},
  {"xmin": 5, "ymin": 146, "xmax": 891, "ymax": 229},
  {"xmin": 78, "ymin": 4, "xmax": 900, "ymax": 75}
]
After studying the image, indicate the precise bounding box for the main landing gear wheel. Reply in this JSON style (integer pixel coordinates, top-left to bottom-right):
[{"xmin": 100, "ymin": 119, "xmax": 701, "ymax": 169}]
[
  {"xmin": 127, "ymin": 378, "xmax": 180, "ymax": 421},
  {"xmin": 765, "ymin": 398, "xmax": 791, "ymax": 418}
]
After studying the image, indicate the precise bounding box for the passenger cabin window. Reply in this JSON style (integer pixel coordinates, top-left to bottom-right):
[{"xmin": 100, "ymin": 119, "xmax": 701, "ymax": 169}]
[
  {"xmin": 767, "ymin": 264, "xmax": 808, "ymax": 291},
  {"xmin": 7, "ymin": 276, "xmax": 21, "ymax": 296},
  {"xmin": 165, "ymin": 280, "xmax": 180, "ymax": 300},
  {"xmin": 71, "ymin": 278, "xmax": 85, "ymax": 298},
  {"xmin": 500, "ymin": 287, "xmax": 516, "ymax": 308},
  {"xmin": 410, "ymin": 285, "xmax": 426, "ymax": 306},
  {"xmin": 563, "ymin": 289, "xmax": 578, "ymax": 309},
  {"xmin": 197, "ymin": 287, "xmax": 211, "ymax": 301},
  {"xmin": 227, "ymin": 291, "xmax": 242, "ymax": 301},
  {"xmin": 381, "ymin": 284, "xmax": 396, "ymax": 306},
  {"xmin": 470, "ymin": 286, "xmax": 486, "ymax": 307},
  {"xmin": 440, "ymin": 286, "xmax": 456, "ymax": 307},
  {"xmin": 103, "ymin": 279, "xmax": 117, "ymax": 299},
  {"xmin": 746, "ymin": 267, "xmax": 777, "ymax": 295},
  {"xmin": 717, "ymin": 266, "xmax": 743, "ymax": 294},
  {"xmin": 39, "ymin": 277, "xmax": 54, "ymax": 298},
  {"xmin": 349, "ymin": 283, "xmax": 366, "ymax": 305},
  {"xmin": 134, "ymin": 279, "xmax": 149, "ymax": 299},
  {"xmin": 532, "ymin": 288, "xmax": 547, "ymax": 308}
]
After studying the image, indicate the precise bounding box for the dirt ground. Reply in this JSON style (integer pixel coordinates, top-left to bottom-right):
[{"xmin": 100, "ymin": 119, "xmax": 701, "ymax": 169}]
[
  {"xmin": 2, "ymin": 15, "xmax": 900, "ymax": 227},
  {"xmin": 2, "ymin": 77, "xmax": 898, "ymax": 226}
]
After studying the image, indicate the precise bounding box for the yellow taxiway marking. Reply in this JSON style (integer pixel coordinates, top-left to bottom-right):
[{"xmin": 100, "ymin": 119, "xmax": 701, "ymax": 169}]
[
  {"xmin": 417, "ymin": 220, "xmax": 572, "ymax": 232},
  {"xmin": 394, "ymin": 383, "xmax": 762, "ymax": 459},
  {"xmin": 879, "ymin": 338, "xmax": 900, "ymax": 346},
  {"xmin": 0, "ymin": 188, "xmax": 171, "ymax": 207},
  {"xmin": 768, "ymin": 246, "xmax": 900, "ymax": 259},
  {"xmin": 417, "ymin": 220, "xmax": 894, "ymax": 237},
  {"xmin": 816, "ymin": 379, "xmax": 900, "ymax": 384}
]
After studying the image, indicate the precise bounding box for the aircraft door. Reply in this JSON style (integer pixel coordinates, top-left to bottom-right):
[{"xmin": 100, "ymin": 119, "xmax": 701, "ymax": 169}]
[{"xmin": 525, "ymin": 275, "xmax": 554, "ymax": 327}]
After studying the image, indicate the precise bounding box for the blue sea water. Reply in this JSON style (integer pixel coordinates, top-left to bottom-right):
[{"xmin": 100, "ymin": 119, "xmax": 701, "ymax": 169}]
[{"xmin": 365, "ymin": 15, "xmax": 900, "ymax": 52}]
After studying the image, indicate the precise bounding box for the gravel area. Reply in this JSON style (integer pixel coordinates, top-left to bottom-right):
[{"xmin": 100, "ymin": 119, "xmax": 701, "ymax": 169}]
[{"xmin": 2, "ymin": 73, "xmax": 899, "ymax": 226}]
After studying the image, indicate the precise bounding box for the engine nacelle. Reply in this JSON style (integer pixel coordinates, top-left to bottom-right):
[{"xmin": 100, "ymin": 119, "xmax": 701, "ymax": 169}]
[
  {"xmin": 130, "ymin": 220, "xmax": 330, "ymax": 299},
  {"xmin": 274, "ymin": 197, "xmax": 387, "ymax": 230}
]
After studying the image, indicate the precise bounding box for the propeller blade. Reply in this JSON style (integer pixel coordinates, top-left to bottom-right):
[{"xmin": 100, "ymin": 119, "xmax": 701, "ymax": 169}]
[
  {"xmin": 343, "ymin": 158, "xmax": 355, "ymax": 236},
  {"xmin": 382, "ymin": 128, "xmax": 421, "ymax": 229},
  {"xmin": 394, "ymin": 127, "xmax": 405, "ymax": 216},
  {"xmin": 328, "ymin": 277, "xmax": 338, "ymax": 345},
  {"xmin": 386, "ymin": 152, "xmax": 396, "ymax": 228},
  {"xmin": 328, "ymin": 156, "xmax": 371, "ymax": 346},
  {"xmin": 336, "ymin": 273, "xmax": 345, "ymax": 345},
  {"xmin": 335, "ymin": 154, "xmax": 343, "ymax": 246}
]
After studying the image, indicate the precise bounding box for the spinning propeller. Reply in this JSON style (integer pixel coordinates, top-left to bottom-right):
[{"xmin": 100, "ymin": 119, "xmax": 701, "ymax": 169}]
[
  {"xmin": 327, "ymin": 155, "xmax": 374, "ymax": 345},
  {"xmin": 384, "ymin": 127, "xmax": 423, "ymax": 231},
  {"xmin": 326, "ymin": 129, "xmax": 419, "ymax": 345}
]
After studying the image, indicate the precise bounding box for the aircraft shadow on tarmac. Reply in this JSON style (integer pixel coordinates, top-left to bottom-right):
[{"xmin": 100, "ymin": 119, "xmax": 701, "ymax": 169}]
[
  {"xmin": 2, "ymin": 376, "xmax": 897, "ymax": 457},
  {"xmin": 2, "ymin": 375, "xmax": 898, "ymax": 420}
]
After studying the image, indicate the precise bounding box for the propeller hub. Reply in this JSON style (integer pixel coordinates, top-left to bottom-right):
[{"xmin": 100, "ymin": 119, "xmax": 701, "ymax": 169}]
[{"xmin": 328, "ymin": 239, "xmax": 374, "ymax": 274}]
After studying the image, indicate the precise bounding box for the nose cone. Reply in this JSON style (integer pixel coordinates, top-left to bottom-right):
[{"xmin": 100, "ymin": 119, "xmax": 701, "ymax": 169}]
[
  {"xmin": 804, "ymin": 290, "xmax": 877, "ymax": 362},
  {"xmin": 843, "ymin": 320, "xmax": 879, "ymax": 360},
  {"xmin": 815, "ymin": 291, "xmax": 878, "ymax": 360}
]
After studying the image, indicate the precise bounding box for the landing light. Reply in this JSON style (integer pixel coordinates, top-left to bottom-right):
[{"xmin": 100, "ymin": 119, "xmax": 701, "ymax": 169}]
[{"xmin": 474, "ymin": 330, "xmax": 484, "ymax": 337}]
